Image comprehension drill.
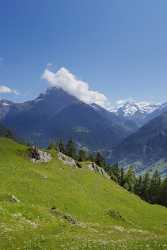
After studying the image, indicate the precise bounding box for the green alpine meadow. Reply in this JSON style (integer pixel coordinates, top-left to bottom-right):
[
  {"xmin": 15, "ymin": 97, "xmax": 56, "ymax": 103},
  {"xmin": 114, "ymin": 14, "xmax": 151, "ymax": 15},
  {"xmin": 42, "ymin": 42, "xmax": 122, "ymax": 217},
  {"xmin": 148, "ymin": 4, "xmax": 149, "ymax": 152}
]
[
  {"xmin": 0, "ymin": 137, "xmax": 167, "ymax": 250},
  {"xmin": 1, "ymin": 1, "xmax": 167, "ymax": 249}
]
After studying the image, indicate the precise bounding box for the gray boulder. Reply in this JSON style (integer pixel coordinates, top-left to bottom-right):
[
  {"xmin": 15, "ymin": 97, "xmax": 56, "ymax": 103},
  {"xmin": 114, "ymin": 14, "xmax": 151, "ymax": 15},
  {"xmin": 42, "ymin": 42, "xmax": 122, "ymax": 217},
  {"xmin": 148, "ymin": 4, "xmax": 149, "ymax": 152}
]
[
  {"xmin": 58, "ymin": 152, "xmax": 77, "ymax": 168},
  {"xmin": 88, "ymin": 162, "xmax": 110, "ymax": 179},
  {"xmin": 30, "ymin": 146, "xmax": 52, "ymax": 163}
]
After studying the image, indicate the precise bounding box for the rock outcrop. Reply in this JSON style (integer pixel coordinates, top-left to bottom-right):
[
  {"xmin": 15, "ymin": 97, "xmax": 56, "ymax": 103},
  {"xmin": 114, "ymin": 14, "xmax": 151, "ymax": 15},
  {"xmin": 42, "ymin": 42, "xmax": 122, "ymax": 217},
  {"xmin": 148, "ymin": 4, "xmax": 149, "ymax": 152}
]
[
  {"xmin": 58, "ymin": 152, "xmax": 109, "ymax": 179},
  {"xmin": 88, "ymin": 162, "xmax": 110, "ymax": 179},
  {"xmin": 29, "ymin": 146, "xmax": 52, "ymax": 163},
  {"xmin": 58, "ymin": 152, "xmax": 77, "ymax": 168}
]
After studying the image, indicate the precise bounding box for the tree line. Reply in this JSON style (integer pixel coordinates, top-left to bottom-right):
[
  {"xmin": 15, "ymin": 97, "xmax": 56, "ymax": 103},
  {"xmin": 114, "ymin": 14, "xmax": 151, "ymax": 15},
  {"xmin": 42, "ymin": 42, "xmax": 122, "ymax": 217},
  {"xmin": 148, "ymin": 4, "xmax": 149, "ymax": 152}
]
[
  {"xmin": 48, "ymin": 139, "xmax": 93, "ymax": 162},
  {"xmin": 48, "ymin": 139, "xmax": 167, "ymax": 208},
  {"xmin": 105, "ymin": 164, "xmax": 167, "ymax": 207}
]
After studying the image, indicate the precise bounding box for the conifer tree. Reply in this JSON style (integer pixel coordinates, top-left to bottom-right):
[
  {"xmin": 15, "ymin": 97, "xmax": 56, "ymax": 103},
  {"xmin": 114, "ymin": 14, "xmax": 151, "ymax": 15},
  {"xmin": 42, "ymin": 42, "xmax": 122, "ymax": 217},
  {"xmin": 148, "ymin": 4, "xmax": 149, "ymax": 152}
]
[
  {"xmin": 110, "ymin": 163, "xmax": 121, "ymax": 184},
  {"xmin": 149, "ymin": 170, "xmax": 161, "ymax": 203},
  {"xmin": 58, "ymin": 139, "xmax": 65, "ymax": 154},
  {"xmin": 66, "ymin": 139, "xmax": 77, "ymax": 159},
  {"xmin": 120, "ymin": 168, "xmax": 125, "ymax": 186},
  {"xmin": 78, "ymin": 149, "xmax": 87, "ymax": 161},
  {"xmin": 159, "ymin": 177, "xmax": 167, "ymax": 206},
  {"xmin": 134, "ymin": 175, "xmax": 143, "ymax": 196},
  {"xmin": 87, "ymin": 152, "xmax": 94, "ymax": 162},
  {"xmin": 141, "ymin": 172, "xmax": 151, "ymax": 201},
  {"xmin": 95, "ymin": 152, "xmax": 106, "ymax": 168},
  {"xmin": 124, "ymin": 166, "xmax": 136, "ymax": 192}
]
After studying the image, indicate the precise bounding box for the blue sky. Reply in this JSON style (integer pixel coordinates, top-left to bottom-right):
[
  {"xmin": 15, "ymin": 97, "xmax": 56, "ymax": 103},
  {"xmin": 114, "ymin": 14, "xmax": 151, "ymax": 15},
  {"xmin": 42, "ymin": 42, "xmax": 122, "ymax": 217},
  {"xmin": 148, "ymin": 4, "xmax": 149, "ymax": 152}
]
[{"xmin": 0, "ymin": 0, "xmax": 166, "ymax": 105}]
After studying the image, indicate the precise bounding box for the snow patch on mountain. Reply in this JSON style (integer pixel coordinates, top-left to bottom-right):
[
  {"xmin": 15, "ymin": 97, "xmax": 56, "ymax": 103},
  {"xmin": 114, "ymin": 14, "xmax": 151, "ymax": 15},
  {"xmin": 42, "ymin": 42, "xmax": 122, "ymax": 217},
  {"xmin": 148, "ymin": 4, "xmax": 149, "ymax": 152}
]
[{"xmin": 0, "ymin": 100, "xmax": 11, "ymax": 106}]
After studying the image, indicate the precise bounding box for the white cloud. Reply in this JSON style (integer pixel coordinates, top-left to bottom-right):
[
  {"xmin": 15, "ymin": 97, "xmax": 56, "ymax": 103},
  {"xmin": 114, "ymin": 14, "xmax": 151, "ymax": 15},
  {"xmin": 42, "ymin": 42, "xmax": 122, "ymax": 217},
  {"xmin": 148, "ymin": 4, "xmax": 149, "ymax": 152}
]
[
  {"xmin": 42, "ymin": 67, "xmax": 111, "ymax": 109},
  {"xmin": 0, "ymin": 85, "xmax": 18, "ymax": 94}
]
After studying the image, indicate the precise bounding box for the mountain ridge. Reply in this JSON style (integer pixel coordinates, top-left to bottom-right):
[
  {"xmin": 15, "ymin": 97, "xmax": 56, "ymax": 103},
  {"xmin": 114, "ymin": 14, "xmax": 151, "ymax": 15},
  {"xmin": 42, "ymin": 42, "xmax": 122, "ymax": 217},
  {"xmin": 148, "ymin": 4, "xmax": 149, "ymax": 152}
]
[
  {"xmin": 110, "ymin": 100, "xmax": 165, "ymax": 128},
  {"xmin": 110, "ymin": 109, "xmax": 167, "ymax": 175},
  {"xmin": 0, "ymin": 87, "xmax": 131, "ymax": 149}
]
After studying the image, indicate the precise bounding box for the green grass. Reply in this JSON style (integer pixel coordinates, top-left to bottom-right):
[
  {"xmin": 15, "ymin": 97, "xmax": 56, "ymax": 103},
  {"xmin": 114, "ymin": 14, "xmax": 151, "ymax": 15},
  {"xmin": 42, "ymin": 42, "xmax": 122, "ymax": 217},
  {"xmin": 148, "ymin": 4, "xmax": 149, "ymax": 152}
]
[{"xmin": 0, "ymin": 138, "xmax": 167, "ymax": 249}]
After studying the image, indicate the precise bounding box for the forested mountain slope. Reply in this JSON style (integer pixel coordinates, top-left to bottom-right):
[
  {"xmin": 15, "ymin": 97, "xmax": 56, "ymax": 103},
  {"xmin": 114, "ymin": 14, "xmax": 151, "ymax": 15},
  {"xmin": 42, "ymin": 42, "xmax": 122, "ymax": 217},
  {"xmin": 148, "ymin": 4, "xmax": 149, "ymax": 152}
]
[{"xmin": 111, "ymin": 110, "xmax": 167, "ymax": 175}]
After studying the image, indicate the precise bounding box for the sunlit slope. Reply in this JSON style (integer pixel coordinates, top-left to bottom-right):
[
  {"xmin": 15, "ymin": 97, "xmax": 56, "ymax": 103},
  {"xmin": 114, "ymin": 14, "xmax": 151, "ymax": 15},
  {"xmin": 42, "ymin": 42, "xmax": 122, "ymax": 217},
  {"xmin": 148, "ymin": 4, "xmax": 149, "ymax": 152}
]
[{"xmin": 0, "ymin": 138, "xmax": 167, "ymax": 250}]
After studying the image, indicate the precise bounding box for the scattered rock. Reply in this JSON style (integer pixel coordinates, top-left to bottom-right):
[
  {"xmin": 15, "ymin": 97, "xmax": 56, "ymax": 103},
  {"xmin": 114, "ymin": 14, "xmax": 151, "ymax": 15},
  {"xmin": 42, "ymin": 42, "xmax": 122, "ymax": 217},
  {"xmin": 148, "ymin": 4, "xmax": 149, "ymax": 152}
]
[
  {"xmin": 112, "ymin": 225, "xmax": 125, "ymax": 232},
  {"xmin": 88, "ymin": 162, "xmax": 110, "ymax": 179},
  {"xmin": 58, "ymin": 152, "xmax": 77, "ymax": 168},
  {"xmin": 63, "ymin": 214, "xmax": 77, "ymax": 224},
  {"xmin": 9, "ymin": 195, "xmax": 20, "ymax": 203},
  {"xmin": 41, "ymin": 175, "xmax": 48, "ymax": 180}
]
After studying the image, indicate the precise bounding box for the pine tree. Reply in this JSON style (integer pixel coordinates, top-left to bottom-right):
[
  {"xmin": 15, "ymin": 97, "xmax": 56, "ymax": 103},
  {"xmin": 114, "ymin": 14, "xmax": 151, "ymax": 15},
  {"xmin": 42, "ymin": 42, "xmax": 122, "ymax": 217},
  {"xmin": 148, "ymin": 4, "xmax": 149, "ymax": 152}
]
[
  {"xmin": 119, "ymin": 168, "xmax": 125, "ymax": 186},
  {"xmin": 141, "ymin": 172, "xmax": 151, "ymax": 201},
  {"xmin": 124, "ymin": 166, "xmax": 136, "ymax": 192},
  {"xmin": 78, "ymin": 149, "xmax": 87, "ymax": 161},
  {"xmin": 87, "ymin": 152, "xmax": 95, "ymax": 162},
  {"xmin": 159, "ymin": 177, "xmax": 167, "ymax": 206},
  {"xmin": 58, "ymin": 139, "xmax": 65, "ymax": 154},
  {"xmin": 149, "ymin": 170, "xmax": 161, "ymax": 204},
  {"xmin": 95, "ymin": 152, "xmax": 106, "ymax": 168},
  {"xmin": 134, "ymin": 175, "xmax": 143, "ymax": 196},
  {"xmin": 66, "ymin": 139, "xmax": 77, "ymax": 160},
  {"xmin": 110, "ymin": 163, "xmax": 121, "ymax": 184}
]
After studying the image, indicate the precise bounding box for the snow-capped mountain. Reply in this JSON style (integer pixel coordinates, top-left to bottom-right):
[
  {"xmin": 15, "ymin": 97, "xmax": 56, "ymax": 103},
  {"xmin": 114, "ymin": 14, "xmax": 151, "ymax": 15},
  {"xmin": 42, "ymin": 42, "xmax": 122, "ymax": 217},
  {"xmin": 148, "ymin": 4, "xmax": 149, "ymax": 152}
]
[
  {"xmin": 110, "ymin": 100, "xmax": 162, "ymax": 127},
  {"xmin": 111, "ymin": 101, "xmax": 160, "ymax": 117}
]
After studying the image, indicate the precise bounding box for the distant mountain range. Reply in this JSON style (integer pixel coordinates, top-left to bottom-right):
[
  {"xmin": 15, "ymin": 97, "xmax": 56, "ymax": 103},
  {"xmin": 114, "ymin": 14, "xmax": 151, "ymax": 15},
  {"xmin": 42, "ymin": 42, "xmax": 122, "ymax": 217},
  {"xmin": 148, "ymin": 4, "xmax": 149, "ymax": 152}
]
[
  {"xmin": 0, "ymin": 122, "xmax": 12, "ymax": 138},
  {"xmin": 107, "ymin": 100, "xmax": 167, "ymax": 175},
  {"xmin": 1, "ymin": 87, "xmax": 167, "ymax": 174},
  {"xmin": 110, "ymin": 100, "xmax": 167, "ymax": 127},
  {"xmin": 110, "ymin": 109, "xmax": 167, "ymax": 175},
  {"xmin": 0, "ymin": 88, "xmax": 134, "ymax": 150}
]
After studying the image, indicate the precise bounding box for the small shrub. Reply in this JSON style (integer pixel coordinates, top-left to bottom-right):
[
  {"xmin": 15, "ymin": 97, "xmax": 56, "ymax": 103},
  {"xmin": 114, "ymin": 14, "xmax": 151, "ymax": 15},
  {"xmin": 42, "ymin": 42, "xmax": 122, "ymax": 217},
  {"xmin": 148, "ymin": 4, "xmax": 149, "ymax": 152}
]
[
  {"xmin": 105, "ymin": 208, "xmax": 124, "ymax": 221},
  {"xmin": 50, "ymin": 207, "xmax": 77, "ymax": 224}
]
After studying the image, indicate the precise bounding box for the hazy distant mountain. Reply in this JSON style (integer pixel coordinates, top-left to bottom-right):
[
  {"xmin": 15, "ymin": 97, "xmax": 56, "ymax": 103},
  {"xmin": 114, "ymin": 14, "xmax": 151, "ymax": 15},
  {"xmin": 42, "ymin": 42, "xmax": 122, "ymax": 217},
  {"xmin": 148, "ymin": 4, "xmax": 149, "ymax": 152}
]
[
  {"xmin": 110, "ymin": 110, "xmax": 167, "ymax": 175},
  {"xmin": 0, "ymin": 87, "xmax": 131, "ymax": 150},
  {"xmin": 0, "ymin": 121, "xmax": 12, "ymax": 138}
]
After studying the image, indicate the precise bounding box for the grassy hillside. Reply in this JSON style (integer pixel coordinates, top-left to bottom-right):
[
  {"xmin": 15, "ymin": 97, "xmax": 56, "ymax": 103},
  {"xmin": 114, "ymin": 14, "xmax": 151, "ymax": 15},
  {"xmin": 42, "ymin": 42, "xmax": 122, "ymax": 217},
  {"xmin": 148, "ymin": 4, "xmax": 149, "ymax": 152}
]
[{"xmin": 0, "ymin": 138, "xmax": 167, "ymax": 249}]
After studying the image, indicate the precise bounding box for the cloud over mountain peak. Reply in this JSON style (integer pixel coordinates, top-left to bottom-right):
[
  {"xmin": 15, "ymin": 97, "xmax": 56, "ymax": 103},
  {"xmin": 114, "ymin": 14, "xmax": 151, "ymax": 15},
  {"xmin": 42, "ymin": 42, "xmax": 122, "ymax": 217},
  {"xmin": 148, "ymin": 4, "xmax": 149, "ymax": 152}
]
[{"xmin": 42, "ymin": 67, "xmax": 111, "ymax": 109}]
